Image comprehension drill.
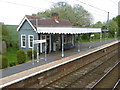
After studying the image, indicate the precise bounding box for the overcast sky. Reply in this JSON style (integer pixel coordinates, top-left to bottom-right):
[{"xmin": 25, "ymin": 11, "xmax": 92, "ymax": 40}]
[{"xmin": 0, "ymin": 0, "xmax": 119, "ymax": 25}]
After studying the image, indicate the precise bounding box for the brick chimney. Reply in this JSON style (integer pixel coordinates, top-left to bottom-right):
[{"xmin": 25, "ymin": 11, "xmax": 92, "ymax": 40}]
[{"xmin": 51, "ymin": 13, "xmax": 59, "ymax": 20}]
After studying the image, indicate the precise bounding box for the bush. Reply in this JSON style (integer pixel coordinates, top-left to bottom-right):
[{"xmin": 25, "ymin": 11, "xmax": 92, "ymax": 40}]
[
  {"xmin": 17, "ymin": 50, "xmax": 26, "ymax": 64},
  {"xmin": 9, "ymin": 62, "xmax": 17, "ymax": 67},
  {"xmin": 0, "ymin": 55, "xmax": 8, "ymax": 69},
  {"xmin": 27, "ymin": 50, "xmax": 37, "ymax": 60}
]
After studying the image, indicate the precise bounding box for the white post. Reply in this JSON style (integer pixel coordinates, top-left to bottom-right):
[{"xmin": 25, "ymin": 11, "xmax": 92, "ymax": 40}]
[
  {"xmin": 32, "ymin": 44, "xmax": 34, "ymax": 65},
  {"xmin": 45, "ymin": 35, "xmax": 47, "ymax": 61},
  {"xmin": 100, "ymin": 32, "xmax": 102, "ymax": 42},
  {"xmin": 37, "ymin": 44, "xmax": 39, "ymax": 62},
  {"xmin": 89, "ymin": 34, "xmax": 92, "ymax": 48},
  {"xmin": 62, "ymin": 34, "xmax": 64, "ymax": 57},
  {"xmin": 40, "ymin": 34, "xmax": 42, "ymax": 53},
  {"xmin": 115, "ymin": 31, "xmax": 117, "ymax": 40},
  {"xmin": 78, "ymin": 34, "xmax": 80, "ymax": 52},
  {"xmin": 72, "ymin": 34, "xmax": 74, "ymax": 46}
]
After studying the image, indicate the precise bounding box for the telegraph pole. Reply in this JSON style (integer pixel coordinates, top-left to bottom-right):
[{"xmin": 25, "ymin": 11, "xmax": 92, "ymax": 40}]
[{"xmin": 106, "ymin": 12, "xmax": 109, "ymax": 40}]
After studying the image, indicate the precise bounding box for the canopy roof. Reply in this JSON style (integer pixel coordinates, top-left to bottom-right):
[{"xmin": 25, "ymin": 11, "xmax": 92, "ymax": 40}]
[{"xmin": 37, "ymin": 27, "xmax": 101, "ymax": 34}]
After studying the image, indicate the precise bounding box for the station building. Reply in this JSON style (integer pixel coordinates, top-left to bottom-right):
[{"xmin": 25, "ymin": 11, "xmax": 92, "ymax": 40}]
[{"xmin": 17, "ymin": 13, "xmax": 101, "ymax": 56}]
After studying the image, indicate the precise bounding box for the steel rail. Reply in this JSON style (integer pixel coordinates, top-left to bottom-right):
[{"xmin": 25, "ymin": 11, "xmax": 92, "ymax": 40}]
[{"xmin": 89, "ymin": 61, "xmax": 120, "ymax": 90}]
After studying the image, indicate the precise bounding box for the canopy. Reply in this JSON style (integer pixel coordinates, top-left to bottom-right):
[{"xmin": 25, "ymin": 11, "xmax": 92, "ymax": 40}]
[{"xmin": 37, "ymin": 27, "xmax": 101, "ymax": 34}]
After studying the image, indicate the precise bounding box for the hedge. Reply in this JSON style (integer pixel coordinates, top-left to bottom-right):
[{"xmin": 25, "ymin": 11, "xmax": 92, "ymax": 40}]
[
  {"xmin": 27, "ymin": 50, "xmax": 37, "ymax": 60},
  {"xmin": 0, "ymin": 55, "xmax": 8, "ymax": 69},
  {"xmin": 17, "ymin": 50, "xmax": 26, "ymax": 64}
]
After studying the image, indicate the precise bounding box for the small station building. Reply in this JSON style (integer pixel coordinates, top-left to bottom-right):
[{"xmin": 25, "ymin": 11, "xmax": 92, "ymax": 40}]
[{"xmin": 17, "ymin": 13, "xmax": 101, "ymax": 57}]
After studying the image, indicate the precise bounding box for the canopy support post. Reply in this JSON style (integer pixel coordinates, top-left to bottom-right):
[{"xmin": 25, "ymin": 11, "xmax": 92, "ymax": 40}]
[
  {"xmin": 62, "ymin": 34, "xmax": 64, "ymax": 57},
  {"xmin": 45, "ymin": 35, "xmax": 47, "ymax": 61}
]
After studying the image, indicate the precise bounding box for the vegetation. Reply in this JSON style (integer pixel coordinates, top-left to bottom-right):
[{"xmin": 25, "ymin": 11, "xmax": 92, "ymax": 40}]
[
  {"xmin": 17, "ymin": 50, "xmax": 26, "ymax": 64},
  {"xmin": 0, "ymin": 56, "xmax": 8, "ymax": 69},
  {"xmin": 1, "ymin": 2, "xmax": 119, "ymax": 68},
  {"xmin": 27, "ymin": 50, "xmax": 37, "ymax": 60},
  {"xmin": 36, "ymin": 2, "xmax": 93, "ymax": 26},
  {"xmin": 3, "ymin": 46, "xmax": 18, "ymax": 65}
]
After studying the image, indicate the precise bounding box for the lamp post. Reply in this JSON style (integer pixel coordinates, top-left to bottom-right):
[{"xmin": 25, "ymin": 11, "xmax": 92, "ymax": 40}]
[
  {"xmin": 100, "ymin": 32, "xmax": 102, "ymax": 42},
  {"xmin": 37, "ymin": 44, "xmax": 39, "ymax": 62},
  {"xmin": 115, "ymin": 31, "xmax": 117, "ymax": 40},
  {"xmin": 78, "ymin": 34, "xmax": 82, "ymax": 52},
  {"xmin": 32, "ymin": 43, "xmax": 34, "ymax": 65},
  {"xmin": 89, "ymin": 34, "xmax": 94, "ymax": 48}
]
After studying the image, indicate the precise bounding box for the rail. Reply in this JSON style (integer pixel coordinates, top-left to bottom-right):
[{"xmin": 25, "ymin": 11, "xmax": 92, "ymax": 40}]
[
  {"xmin": 112, "ymin": 79, "xmax": 120, "ymax": 90},
  {"xmin": 89, "ymin": 61, "xmax": 120, "ymax": 90}
]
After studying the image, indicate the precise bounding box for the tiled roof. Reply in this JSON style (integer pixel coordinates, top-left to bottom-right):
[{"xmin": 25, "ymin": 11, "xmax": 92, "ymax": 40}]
[{"xmin": 25, "ymin": 15, "xmax": 72, "ymax": 27}]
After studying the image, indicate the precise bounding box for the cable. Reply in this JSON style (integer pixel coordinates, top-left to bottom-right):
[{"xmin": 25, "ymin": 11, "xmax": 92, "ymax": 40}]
[
  {"xmin": 0, "ymin": 0, "xmax": 45, "ymax": 10},
  {"xmin": 75, "ymin": 0, "xmax": 117, "ymax": 16},
  {"xmin": 109, "ymin": 0, "xmax": 120, "ymax": 9}
]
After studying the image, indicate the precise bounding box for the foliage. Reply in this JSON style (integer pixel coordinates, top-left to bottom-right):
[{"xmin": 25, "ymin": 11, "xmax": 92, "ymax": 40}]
[
  {"xmin": 9, "ymin": 62, "xmax": 17, "ymax": 67},
  {"xmin": 0, "ymin": 55, "xmax": 8, "ymax": 69},
  {"xmin": 90, "ymin": 21, "xmax": 103, "ymax": 28},
  {"xmin": 108, "ymin": 20, "xmax": 118, "ymax": 37},
  {"xmin": 1, "ymin": 25, "xmax": 18, "ymax": 49},
  {"xmin": 5, "ymin": 25, "xmax": 18, "ymax": 41},
  {"xmin": 36, "ymin": 2, "xmax": 93, "ymax": 26},
  {"xmin": 27, "ymin": 50, "xmax": 37, "ymax": 60},
  {"xmin": 17, "ymin": 50, "xmax": 26, "ymax": 64},
  {"xmin": 2, "ymin": 25, "xmax": 9, "ymax": 43}
]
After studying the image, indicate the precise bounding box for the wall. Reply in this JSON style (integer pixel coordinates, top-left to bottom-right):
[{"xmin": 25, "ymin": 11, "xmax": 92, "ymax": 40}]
[{"xmin": 18, "ymin": 20, "xmax": 38, "ymax": 52}]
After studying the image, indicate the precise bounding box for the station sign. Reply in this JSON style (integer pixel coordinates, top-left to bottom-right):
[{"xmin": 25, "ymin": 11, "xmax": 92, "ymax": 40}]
[{"xmin": 34, "ymin": 39, "xmax": 46, "ymax": 44}]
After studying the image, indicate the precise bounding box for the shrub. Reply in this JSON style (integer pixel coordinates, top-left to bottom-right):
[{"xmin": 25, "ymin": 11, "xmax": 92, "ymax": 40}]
[
  {"xmin": 17, "ymin": 50, "xmax": 26, "ymax": 64},
  {"xmin": 27, "ymin": 50, "xmax": 37, "ymax": 60},
  {"xmin": 0, "ymin": 55, "xmax": 8, "ymax": 69},
  {"xmin": 9, "ymin": 62, "xmax": 17, "ymax": 67}
]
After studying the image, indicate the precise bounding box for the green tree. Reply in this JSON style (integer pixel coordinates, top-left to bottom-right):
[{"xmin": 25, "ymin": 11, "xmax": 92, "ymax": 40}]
[
  {"xmin": 36, "ymin": 2, "xmax": 93, "ymax": 26},
  {"xmin": 109, "ymin": 20, "xmax": 118, "ymax": 37}
]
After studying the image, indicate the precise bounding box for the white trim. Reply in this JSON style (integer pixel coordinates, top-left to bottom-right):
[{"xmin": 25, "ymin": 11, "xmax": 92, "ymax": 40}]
[
  {"xmin": 21, "ymin": 34, "xmax": 26, "ymax": 48},
  {"xmin": 28, "ymin": 35, "xmax": 34, "ymax": 48},
  {"xmin": 37, "ymin": 27, "xmax": 101, "ymax": 34},
  {"xmin": 17, "ymin": 17, "xmax": 36, "ymax": 31}
]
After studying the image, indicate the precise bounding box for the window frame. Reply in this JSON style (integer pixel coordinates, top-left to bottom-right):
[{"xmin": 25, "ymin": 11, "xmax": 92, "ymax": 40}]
[
  {"xmin": 21, "ymin": 34, "xmax": 26, "ymax": 48},
  {"xmin": 28, "ymin": 35, "xmax": 34, "ymax": 48}
]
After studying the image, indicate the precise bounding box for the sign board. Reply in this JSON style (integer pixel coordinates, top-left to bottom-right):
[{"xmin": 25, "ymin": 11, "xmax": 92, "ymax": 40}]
[
  {"xmin": 91, "ymin": 34, "xmax": 94, "ymax": 37},
  {"xmin": 34, "ymin": 39, "xmax": 46, "ymax": 44}
]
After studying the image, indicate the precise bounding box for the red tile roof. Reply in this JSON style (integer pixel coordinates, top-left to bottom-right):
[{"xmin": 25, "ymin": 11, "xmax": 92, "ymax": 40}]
[{"xmin": 25, "ymin": 15, "xmax": 72, "ymax": 27}]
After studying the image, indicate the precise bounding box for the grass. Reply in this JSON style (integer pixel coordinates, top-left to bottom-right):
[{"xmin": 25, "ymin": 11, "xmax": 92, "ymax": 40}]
[
  {"xmin": 2, "ymin": 46, "xmax": 32, "ymax": 67},
  {"xmin": 3, "ymin": 47, "xmax": 18, "ymax": 65}
]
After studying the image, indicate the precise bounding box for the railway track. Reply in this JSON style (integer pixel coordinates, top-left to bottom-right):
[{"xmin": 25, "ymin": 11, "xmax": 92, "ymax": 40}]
[
  {"xmin": 41, "ymin": 49, "xmax": 119, "ymax": 89},
  {"xmin": 90, "ymin": 62, "xmax": 120, "ymax": 89},
  {"xmin": 112, "ymin": 79, "xmax": 120, "ymax": 90}
]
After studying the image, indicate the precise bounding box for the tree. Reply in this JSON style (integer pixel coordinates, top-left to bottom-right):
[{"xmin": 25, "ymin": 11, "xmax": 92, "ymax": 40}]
[
  {"xmin": 36, "ymin": 2, "xmax": 93, "ymax": 27},
  {"xmin": 109, "ymin": 20, "xmax": 118, "ymax": 37}
]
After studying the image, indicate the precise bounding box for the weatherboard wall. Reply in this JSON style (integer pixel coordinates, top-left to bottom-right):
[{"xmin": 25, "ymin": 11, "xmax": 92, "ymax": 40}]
[{"xmin": 18, "ymin": 20, "xmax": 38, "ymax": 52}]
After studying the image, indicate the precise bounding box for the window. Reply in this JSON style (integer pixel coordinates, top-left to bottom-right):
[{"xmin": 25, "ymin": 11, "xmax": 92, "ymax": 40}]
[
  {"xmin": 28, "ymin": 35, "xmax": 34, "ymax": 48},
  {"xmin": 21, "ymin": 35, "xmax": 26, "ymax": 48}
]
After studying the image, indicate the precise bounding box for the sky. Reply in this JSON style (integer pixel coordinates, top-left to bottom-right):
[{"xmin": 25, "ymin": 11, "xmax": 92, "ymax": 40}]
[{"xmin": 0, "ymin": 0, "xmax": 119, "ymax": 25}]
